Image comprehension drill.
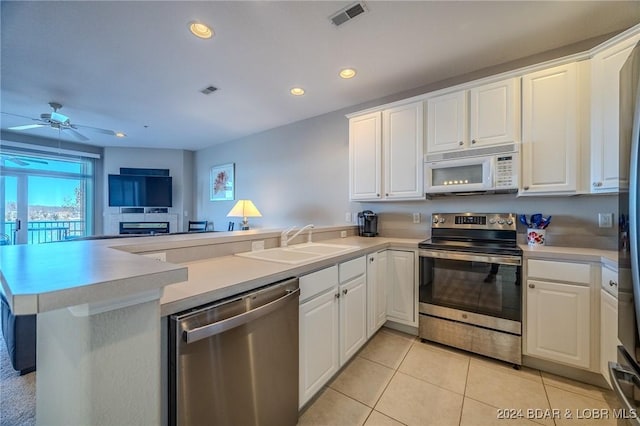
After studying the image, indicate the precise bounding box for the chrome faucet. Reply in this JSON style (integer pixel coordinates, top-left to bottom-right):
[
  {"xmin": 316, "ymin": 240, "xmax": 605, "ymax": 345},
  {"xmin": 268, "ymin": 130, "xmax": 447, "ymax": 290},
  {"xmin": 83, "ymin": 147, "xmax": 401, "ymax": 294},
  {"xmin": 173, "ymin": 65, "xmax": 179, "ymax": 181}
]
[{"xmin": 281, "ymin": 224, "xmax": 314, "ymax": 247}]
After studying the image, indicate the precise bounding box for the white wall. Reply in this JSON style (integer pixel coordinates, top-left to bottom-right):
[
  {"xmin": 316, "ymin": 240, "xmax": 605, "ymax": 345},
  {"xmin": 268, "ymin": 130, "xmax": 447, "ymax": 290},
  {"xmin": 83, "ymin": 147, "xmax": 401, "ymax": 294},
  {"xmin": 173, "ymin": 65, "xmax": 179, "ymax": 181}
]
[
  {"xmin": 102, "ymin": 147, "xmax": 194, "ymax": 233},
  {"xmin": 195, "ymin": 110, "xmax": 355, "ymax": 231}
]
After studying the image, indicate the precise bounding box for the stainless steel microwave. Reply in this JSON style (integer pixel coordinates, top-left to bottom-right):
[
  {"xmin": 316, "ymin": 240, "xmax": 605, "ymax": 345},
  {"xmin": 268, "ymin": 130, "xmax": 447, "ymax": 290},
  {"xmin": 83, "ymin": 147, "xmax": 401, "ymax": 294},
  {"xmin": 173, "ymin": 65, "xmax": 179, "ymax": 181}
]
[{"xmin": 424, "ymin": 144, "xmax": 519, "ymax": 195}]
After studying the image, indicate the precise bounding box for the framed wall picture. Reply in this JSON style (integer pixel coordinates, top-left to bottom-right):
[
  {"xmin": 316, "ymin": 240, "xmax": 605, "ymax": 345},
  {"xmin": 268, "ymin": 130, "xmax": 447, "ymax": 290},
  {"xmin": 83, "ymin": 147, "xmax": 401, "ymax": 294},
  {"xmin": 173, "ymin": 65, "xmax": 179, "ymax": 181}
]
[{"xmin": 210, "ymin": 163, "xmax": 235, "ymax": 201}]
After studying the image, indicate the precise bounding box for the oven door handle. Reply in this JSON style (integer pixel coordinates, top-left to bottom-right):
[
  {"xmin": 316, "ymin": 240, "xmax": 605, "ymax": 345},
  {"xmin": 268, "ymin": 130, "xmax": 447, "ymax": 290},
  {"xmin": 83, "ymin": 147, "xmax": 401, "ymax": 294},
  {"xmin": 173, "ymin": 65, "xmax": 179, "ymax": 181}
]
[{"xmin": 419, "ymin": 249, "xmax": 521, "ymax": 265}]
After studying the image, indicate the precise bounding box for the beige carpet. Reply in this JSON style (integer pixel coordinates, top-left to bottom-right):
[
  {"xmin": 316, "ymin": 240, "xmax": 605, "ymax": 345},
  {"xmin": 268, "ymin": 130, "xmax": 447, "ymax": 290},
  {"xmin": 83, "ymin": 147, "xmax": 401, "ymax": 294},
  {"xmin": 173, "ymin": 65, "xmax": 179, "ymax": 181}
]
[{"xmin": 0, "ymin": 332, "xmax": 36, "ymax": 425}]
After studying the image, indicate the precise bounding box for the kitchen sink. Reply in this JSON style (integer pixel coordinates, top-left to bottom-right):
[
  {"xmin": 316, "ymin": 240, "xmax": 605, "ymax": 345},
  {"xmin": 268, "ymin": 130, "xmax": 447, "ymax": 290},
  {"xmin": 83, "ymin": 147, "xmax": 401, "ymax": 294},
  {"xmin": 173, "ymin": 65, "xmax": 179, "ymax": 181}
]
[{"xmin": 235, "ymin": 242, "xmax": 358, "ymax": 264}]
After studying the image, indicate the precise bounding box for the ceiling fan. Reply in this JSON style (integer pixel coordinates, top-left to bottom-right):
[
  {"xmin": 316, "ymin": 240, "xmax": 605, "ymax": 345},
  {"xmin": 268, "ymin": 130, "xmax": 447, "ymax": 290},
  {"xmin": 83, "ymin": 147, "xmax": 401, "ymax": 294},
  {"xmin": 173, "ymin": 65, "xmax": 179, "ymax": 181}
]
[{"xmin": 3, "ymin": 102, "xmax": 123, "ymax": 142}]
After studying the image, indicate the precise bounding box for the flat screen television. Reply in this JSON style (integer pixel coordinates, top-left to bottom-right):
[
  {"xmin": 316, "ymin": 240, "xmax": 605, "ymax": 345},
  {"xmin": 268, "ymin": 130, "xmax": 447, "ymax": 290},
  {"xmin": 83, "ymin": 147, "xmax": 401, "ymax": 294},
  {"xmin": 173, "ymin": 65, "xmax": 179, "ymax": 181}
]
[{"xmin": 108, "ymin": 174, "xmax": 173, "ymax": 207}]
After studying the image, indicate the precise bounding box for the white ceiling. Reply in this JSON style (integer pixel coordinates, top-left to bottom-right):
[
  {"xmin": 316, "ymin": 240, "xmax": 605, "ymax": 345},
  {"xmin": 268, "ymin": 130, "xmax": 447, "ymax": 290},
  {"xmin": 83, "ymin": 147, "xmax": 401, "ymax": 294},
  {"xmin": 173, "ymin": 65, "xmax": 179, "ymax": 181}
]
[{"xmin": 1, "ymin": 1, "xmax": 639, "ymax": 151}]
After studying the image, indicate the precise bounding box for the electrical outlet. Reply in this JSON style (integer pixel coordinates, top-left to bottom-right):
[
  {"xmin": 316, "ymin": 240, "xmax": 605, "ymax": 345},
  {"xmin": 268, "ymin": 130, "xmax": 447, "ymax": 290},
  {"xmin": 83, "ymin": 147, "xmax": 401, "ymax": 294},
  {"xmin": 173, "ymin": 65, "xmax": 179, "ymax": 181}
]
[
  {"xmin": 340, "ymin": 231, "xmax": 347, "ymax": 238},
  {"xmin": 251, "ymin": 240, "xmax": 265, "ymax": 251},
  {"xmin": 413, "ymin": 212, "xmax": 421, "ymax": 224},
  {"xmin": 345, "ymin": 212, "xmax": 351, "ymax": 222},
  {"xmin": 598, "ymin": 213, "xmax": 613, "ymax": 228},
  {"xmin": 352, "ymin": 212, "xmax": 359, "ymax": 223}
]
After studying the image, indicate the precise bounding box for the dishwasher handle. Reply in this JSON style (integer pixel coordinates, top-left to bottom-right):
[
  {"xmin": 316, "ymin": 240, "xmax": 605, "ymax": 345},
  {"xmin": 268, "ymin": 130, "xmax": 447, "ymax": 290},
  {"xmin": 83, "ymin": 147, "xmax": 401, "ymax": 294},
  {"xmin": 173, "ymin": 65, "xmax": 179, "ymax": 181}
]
[{"xmin": 184, "ymin": 287, "xmax": 300, "ymax": 344}]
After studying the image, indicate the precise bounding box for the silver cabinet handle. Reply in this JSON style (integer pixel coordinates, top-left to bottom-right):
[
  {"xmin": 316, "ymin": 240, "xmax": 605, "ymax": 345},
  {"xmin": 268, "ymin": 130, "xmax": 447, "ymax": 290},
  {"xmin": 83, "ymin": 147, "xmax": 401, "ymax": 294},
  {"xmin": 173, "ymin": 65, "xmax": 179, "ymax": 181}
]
[
  {"xmin": 369, "ymin": 257, "xmax": 375, "ymax": 263},
  {"xmin": 593, "ymin": 182, "xmax": 603, "ymax": 187},
  {"xmin": 184, "ymin": 287, "xmax": 300, "ymax": 343},
  {"xmin": 528, "ymin": 283, "xmax": 535, "ymax": 289},
  {"xmin": 610, "ymin": 280, "xmax": 618, "ymax": 287},
  {"xmin": 523, "ymin": 186, "xmax": 530, "ymax": 191},
  {"xmin": 471, "ymin": 139, "xmax": 476, "ymax": 144},
  {"xmin": 335, "ymin": 293, "xmax": 340, "ymax": 299},
  {"xmin": 343, "ymin": 289, "xmax": 348, "ymax": 295},
  {"xmin": 459, "ymin": 141, "xmax": 464, "ymax": 146}
]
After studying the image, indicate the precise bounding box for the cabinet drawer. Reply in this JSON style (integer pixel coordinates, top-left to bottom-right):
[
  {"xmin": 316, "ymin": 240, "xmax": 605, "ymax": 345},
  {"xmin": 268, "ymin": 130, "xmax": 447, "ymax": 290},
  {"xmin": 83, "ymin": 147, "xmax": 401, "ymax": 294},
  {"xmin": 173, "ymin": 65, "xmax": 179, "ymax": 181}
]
[
  {"xmin": 300, "ymin": 266, "xmax": 338, "ymax": 302},
  {"xmin": 339, "ymin": 256, "xmax": 366, "ymax": 283},
  {"xmin": 601, "ymin": 265, "xmax": 618, "ymax": 298},
  {"xmin": 527, "ymin": 259, "xmax": 591, "ymax": 284}
]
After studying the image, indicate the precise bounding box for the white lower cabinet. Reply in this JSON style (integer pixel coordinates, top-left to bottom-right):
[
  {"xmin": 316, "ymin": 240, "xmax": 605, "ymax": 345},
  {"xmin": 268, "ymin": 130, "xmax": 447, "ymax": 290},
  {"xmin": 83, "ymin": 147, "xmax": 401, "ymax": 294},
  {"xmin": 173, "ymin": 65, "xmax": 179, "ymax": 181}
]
[
  {"xmin": 600, "ymin": 265, "xmax": 619, "ymax": 387},
  {"xmin": 525, "ymin": 258, "xmax": 594, "ymax": 370},
  {"xmin": 298, "ymin": 257, "xmax": 367, "ymax": 408},
  {"xmin": 367, "ymin": 250, "xmax": 388, "ymax": 338},
  {"xmin": 386, "ymin": 250, "xmax": 416, "ymax": 326},
  {"xmin": 299, "ymin": 266, "xmax": 340, "ymax": 408},
  {"xmin": 339, "ymin": 273, "xmax": 367, "ymax": 365}
]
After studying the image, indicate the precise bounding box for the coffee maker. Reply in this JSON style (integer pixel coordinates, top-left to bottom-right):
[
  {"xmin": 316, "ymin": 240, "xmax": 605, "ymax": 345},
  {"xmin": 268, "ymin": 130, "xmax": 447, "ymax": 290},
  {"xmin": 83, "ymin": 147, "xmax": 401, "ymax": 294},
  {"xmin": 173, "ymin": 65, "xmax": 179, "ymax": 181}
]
[{"xmin": 357, "ymin": 210, "xmax": 378, "ymax": 237}]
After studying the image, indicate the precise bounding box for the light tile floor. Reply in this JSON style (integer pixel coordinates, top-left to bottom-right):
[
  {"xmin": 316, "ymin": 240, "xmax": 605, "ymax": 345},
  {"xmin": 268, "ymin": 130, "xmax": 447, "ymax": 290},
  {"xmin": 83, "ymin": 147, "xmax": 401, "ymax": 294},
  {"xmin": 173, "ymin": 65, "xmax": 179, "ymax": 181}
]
[{"xmin": 298, "ymin": 327, "xmax": 619, "ymax": 426}]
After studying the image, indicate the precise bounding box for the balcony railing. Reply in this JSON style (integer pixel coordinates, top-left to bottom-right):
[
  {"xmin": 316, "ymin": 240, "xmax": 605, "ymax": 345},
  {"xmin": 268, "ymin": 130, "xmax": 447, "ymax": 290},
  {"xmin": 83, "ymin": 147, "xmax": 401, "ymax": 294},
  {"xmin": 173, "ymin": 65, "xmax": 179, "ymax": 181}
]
[{"xmin": 2, "ymin": 220, "xmax": 86, "ymax": 245}]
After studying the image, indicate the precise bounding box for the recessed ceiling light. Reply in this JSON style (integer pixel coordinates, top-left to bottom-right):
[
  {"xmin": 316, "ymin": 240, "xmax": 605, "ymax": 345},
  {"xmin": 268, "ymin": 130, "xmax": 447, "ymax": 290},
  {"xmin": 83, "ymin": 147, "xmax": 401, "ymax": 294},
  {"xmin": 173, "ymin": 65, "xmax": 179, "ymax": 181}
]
[
  {"xmin": 339, "ymin": 68, "xmax": 357, "ymax": 79},
  {"xmin": 188, "ymin": 21, "xmax": 214, "ymax": 39},
  {"xmin": 115, "ymin": 132, "xmax": 126, "ymax": 138},
  {"xmin": 290, "ymin": 87, "xmax": 305, "ymax": 96}
]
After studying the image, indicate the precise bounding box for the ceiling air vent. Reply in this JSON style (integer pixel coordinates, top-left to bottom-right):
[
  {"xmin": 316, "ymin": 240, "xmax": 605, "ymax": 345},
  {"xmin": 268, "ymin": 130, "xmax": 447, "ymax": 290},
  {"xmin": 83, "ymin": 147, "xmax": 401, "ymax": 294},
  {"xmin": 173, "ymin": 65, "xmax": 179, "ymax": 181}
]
[
  {"xmin": 200, "ymin": 85, "xmax": 218, "ymax": 95},
  {"xmin": 330, "ymin": 2, "xmax": 367, "ymax": 26}
]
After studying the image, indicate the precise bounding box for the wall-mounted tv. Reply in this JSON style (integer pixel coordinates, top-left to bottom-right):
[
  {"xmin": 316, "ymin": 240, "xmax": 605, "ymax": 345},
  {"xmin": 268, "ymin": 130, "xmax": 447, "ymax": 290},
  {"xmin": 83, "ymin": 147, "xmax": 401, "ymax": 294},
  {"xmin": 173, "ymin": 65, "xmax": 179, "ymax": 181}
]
[{"xmin": 108, "ymin": 174, "xmax": 173, "ymax": 207}]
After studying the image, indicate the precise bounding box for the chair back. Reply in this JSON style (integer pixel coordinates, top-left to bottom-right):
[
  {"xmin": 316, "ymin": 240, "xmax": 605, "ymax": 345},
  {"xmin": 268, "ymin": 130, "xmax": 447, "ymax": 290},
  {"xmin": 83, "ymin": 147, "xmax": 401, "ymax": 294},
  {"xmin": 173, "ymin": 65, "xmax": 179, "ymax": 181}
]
[{"xmin": 188, "ymin": 221, "xmax": 208, "ymax": 232}]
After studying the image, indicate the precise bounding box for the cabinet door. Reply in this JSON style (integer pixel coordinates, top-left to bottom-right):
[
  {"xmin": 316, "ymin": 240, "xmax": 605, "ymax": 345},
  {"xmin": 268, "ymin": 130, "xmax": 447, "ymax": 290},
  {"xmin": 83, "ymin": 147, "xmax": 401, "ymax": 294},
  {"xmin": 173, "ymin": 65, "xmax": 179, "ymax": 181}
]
[
  {"xmin": 383, "ymin": 102, "xmax": 424, "ymax": 199},
  {"xmin": 469, "ymin": 78, "xmax": 520, "ymax": 147},
  {"xmin": 526, "ymin": 279, "xmax": 590, "ymax": 368},
  {"xmin": 591, "ymin": 36, "xmax": 640, "ymax": 192},
  {"xmin": 426, "ymin": 91, "xmax": 467, "ymax": 153},
  {"xmin": 521, "ymin": 63, "xmax": 578, "ymax": 195},
  {"xmin": 339, "ymin": 274, "xmax": 367, "ymax": 365},
  {"xmin": 299, "ymin": 289, "xmax": 339, "ymax": 408},
  {"xmin": 349, "ymin": 111, "xmax": 382, "ymax": 200},
  {"xmin": 367, "ymin": 251, "xmax": 388, "ymax": 338},
  {"xmin": 600, "ymin": 288, "xmax": 618, "ymax": 387},
  {"xmin": 386, "ymin": 250, "xmax": 416, "ymax": 325}
]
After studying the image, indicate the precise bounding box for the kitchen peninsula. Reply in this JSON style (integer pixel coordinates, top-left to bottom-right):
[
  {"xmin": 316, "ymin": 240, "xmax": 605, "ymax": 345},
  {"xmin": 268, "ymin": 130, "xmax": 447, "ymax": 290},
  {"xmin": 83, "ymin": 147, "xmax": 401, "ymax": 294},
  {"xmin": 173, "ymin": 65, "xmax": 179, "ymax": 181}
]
[{"xmin": 0, "ymin": 226, "xmax": 410, "ymax": 425}]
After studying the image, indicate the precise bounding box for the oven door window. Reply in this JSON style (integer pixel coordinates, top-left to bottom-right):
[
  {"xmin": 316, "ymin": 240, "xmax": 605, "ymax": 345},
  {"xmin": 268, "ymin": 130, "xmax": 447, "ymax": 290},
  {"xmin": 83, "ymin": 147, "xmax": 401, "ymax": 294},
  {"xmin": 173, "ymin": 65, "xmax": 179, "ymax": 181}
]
[{"xmin": 420, "ymin": 257, "xmax": 521, "ymax": 322}]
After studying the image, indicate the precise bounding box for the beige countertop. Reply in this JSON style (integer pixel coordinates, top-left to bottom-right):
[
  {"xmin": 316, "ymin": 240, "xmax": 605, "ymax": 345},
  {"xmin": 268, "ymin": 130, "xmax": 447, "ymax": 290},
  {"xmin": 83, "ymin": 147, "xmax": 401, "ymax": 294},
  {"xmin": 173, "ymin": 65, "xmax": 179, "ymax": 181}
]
[
  {"xmin": 1, "ymin": 224, "xmax": 620, "ymax": 317},
  {"xmin": 519, "ymin": 243, "xmax": 619, "ymax": 268},
  {"xmin": 160, "ymin": 236, "xmax": 421, "ymax": 316}
]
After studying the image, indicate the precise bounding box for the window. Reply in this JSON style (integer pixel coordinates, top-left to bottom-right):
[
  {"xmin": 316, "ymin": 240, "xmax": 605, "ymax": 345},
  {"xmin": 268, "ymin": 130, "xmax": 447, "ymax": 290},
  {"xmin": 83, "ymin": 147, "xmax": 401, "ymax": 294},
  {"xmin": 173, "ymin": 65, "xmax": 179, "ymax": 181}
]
[{"xmin": 1, "ymin": 150, "xmax": 95, "ymax": 244}]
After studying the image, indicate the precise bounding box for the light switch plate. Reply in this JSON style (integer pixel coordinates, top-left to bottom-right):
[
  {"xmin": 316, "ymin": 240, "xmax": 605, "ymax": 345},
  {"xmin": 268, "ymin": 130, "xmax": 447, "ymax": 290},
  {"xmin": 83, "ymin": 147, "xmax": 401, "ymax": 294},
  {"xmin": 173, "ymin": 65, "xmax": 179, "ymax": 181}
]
[
  {"xmin": 413, "ymin": 213, "xmax": 421, "ymax": 224},
  {"xmin": 345, "ymin": 212, "xmax": 351, "ymax": 222},
  {"xmin": 598, "ymin": 213, "xmax": 613, "ymax": 228}
]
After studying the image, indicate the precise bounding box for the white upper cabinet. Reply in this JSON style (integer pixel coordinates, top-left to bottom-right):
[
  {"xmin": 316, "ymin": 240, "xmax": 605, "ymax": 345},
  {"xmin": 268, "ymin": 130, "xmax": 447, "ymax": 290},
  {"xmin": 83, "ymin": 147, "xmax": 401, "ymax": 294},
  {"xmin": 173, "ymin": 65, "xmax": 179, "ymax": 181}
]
[
  {"xmin": 383, "ymin": 102, "xmax": 424, "ymax": 199},
  {"xmin": 469, "ymin": 78, "xmax": 520, "ymax": 147},
  {"xmin": 426, "ymin": 78, "xmax": 520, "ymax": 154},
  {"xmin": 348, "ymin": 102, "xmax": 423, "ymax": 201},
  {"xmin": 590, "ymin": 33, "xmax": 640, "ymax": 193},
  {"xmin": 349, "ymin": 111, "xmax": 382, "ymax": 200},
  {"xmin": 426, "ymin": 91, "xmax": 467, "ymax": 153},
  {"xmin": 520, "ymin": 62, "xmax": 585, "ymax": 195}
]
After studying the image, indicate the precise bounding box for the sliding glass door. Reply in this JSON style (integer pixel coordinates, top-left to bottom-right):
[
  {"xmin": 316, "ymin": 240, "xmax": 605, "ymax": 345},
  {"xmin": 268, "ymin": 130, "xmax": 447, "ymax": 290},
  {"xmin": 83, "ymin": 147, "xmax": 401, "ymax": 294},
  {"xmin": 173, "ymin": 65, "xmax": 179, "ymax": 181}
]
[{"xmin": 0, "ymin": 152, "xmax": 94, "ymax": 244}]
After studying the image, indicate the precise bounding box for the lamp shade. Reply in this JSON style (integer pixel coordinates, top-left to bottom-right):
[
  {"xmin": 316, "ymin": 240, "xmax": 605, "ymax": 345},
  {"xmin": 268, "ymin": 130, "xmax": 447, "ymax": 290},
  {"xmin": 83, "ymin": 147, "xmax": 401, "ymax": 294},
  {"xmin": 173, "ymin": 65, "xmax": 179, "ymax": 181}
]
[{"xmin": 227, "ymin": 200, "xmax": 262, "ymax": 218}]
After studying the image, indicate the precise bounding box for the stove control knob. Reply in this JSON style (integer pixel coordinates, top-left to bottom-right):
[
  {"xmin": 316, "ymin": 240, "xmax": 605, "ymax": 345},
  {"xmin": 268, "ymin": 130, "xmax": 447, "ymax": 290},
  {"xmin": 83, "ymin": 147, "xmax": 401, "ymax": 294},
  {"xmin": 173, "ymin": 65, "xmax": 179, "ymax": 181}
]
[
  {"xmin": 432, "ymin": 217, "xmax": 439, "ymax": 224},
  {"xmin": 506, "ymin": 219, "xmax": 513, "ymax": 225},
  {"xmin": 439, "ymin": 218, "xmax": 446, "ymax": 223},
  {"xmin": 489, "ymin": 218, "xmax": 496, "ymax": 224},
  {"xmin": 497, "ymin": 219, "xmax": 505, "ymax": 225}
]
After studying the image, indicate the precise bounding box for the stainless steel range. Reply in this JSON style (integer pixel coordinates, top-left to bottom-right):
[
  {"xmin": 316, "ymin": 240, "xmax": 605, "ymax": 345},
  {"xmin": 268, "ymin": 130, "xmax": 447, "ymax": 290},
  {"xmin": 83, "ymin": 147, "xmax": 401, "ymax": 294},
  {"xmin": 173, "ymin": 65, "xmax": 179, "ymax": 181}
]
[{"xmin": 418, "ymin": 213, "xmax": 522, "ymax": 366}]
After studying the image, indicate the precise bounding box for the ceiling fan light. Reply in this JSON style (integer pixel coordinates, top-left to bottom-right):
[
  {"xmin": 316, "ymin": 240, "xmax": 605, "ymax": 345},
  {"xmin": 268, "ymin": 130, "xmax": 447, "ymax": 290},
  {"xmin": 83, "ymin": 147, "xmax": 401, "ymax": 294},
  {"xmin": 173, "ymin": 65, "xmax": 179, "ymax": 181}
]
[
  {"xmin": 189, "ymin": 21, "xmax": 214, "ymax": 39},
  {"xmin": 115, "ymin": 132, "xmax": 126, "ymax": 138},
  {"xmin": 50, "ymin": 111, "xmax": 69, "ymax": 123}
]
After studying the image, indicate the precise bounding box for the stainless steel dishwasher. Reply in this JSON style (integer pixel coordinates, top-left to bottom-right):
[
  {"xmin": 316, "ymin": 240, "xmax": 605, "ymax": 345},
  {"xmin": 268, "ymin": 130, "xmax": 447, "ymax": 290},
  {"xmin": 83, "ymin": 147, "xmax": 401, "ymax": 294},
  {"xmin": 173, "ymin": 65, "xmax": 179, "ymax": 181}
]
[{"xmin": 169, "ymin": 277, "xmax": 299, "ymax": 426}]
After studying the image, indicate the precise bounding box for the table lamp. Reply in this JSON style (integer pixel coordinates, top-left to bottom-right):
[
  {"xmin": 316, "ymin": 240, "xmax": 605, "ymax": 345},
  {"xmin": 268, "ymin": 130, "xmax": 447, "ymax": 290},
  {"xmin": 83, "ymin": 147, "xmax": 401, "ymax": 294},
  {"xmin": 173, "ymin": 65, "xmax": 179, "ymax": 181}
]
[{"xmin": 227, "ymin": 200, "xmax": 262, "ymax": 230}]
